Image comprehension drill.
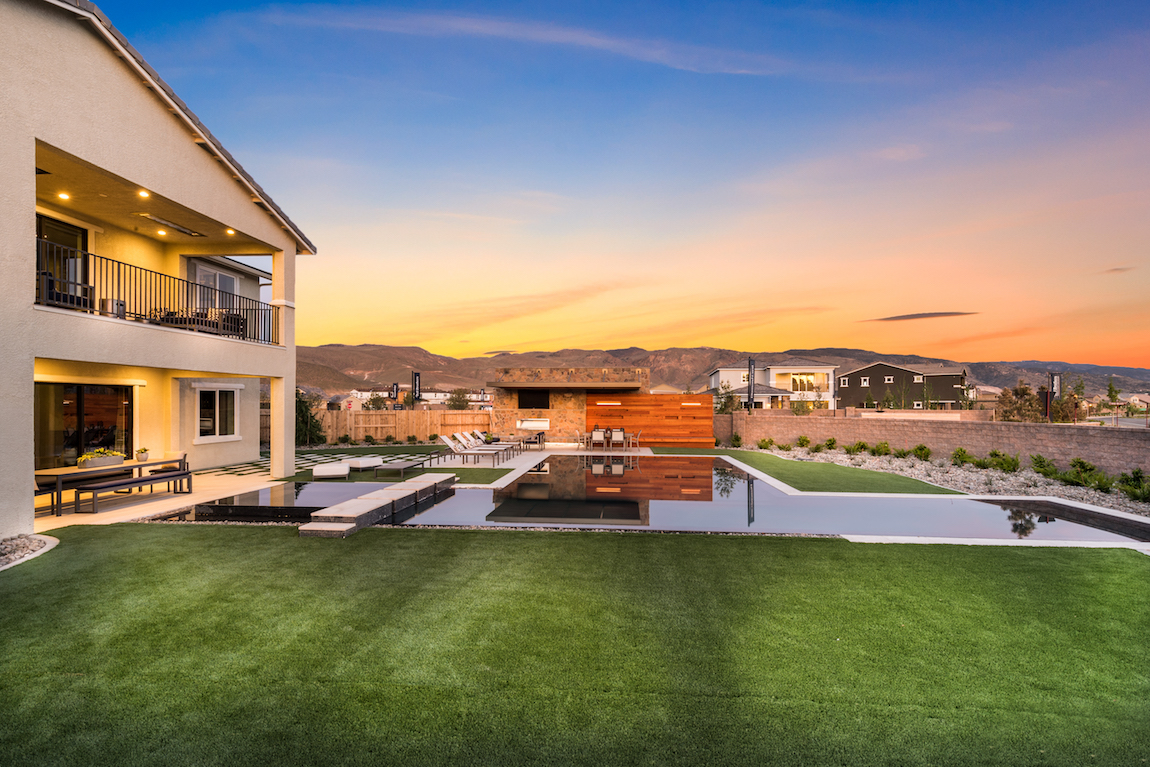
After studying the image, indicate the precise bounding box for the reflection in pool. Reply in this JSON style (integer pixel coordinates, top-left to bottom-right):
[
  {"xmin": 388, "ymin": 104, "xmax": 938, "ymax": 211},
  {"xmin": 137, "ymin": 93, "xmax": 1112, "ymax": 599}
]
[{"xmin": 405, "ymin": 455, "xmax": 1150, "ymax": 543}]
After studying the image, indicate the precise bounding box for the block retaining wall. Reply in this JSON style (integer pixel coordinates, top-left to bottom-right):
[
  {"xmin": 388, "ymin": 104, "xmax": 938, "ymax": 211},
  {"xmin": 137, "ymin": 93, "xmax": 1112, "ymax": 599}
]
[{"xmin": 716, "ymin": 414, "xmax": 1150, "ymax": 476}]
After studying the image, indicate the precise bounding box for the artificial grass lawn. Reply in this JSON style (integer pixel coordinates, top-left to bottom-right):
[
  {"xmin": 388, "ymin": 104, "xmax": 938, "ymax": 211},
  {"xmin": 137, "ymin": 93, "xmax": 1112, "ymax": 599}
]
[
  {"xmin": 2, "ymin": 526, "xmax": 1148, "ymax": 766},
  {"xmin": 654, "ymin": 447, "xmax": 960, "ymax": 494}
]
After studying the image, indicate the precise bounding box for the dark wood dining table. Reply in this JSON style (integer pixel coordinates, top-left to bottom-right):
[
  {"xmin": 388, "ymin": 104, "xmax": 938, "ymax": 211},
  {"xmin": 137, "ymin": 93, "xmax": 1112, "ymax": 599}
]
[{"xmin": 35, "ymin": 456, "xmax": 187, "ymax": 516}]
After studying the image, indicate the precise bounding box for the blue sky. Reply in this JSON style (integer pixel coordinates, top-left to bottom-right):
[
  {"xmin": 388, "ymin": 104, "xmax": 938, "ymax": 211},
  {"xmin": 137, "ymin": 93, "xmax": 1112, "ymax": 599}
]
[{"xmin": 97, "ymin": 1, "xmax": 1150, "ymax": 363}]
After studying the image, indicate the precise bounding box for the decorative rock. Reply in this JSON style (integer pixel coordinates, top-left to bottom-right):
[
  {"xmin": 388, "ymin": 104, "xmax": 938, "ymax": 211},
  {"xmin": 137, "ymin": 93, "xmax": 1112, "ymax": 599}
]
[{"xmin": 1, "ymin": 535, "xmax": 47, "ymax": 568}]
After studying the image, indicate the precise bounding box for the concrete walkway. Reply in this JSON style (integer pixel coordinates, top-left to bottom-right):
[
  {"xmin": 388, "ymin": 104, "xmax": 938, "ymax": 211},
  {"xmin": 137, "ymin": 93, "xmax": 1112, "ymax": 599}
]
[{"xmin": 35, "ymin": 472, "xmax": 283, "ymax": 533}]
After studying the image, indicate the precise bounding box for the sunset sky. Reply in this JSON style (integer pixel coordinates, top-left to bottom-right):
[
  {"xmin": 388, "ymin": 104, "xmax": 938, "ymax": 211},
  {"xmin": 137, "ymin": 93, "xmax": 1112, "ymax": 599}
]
[{"xmin": 104, "ymin": 1, "xmax": 1149, "ymax": 365}]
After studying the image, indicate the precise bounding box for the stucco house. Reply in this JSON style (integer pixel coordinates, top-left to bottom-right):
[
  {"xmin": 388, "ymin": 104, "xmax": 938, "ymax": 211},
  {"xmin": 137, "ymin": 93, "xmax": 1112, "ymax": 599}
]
[
  {"xmin": 2, "ymin": 0, "xmax": 315, "ymax": 538},
  {"xmin": 703, "ymin": 358, "xmax": 837, "ymax": 409}
]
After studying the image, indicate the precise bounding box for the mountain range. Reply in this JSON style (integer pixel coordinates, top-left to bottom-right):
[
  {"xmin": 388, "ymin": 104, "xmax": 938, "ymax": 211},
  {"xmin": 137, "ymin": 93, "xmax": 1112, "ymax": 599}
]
[{"xmin": 296, "ymin": 344, "xmax": 1150, "ymax": 399}]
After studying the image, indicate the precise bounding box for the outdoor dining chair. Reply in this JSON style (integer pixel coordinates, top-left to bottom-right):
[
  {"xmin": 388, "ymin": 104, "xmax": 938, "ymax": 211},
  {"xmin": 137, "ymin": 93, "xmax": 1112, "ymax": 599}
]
[
  {"xmin": 590, "ymin": 429, "xmax": 607, "ymax": 451},
  {"xmin": 609, "ymin": 429, "xmax": 626, "ymax": 452}
]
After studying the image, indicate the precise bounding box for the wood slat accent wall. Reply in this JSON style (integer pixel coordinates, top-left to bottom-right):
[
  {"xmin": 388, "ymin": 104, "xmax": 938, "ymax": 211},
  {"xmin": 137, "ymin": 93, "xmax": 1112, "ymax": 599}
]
[{"xmin": 585, "ymin": 392, "xmax": 714, "ymax": 448}]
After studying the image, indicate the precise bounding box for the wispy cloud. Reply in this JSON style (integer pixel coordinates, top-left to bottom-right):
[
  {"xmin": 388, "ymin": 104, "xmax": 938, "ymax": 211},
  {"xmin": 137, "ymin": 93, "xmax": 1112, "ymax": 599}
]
[
  {"xmin": 1103, "ymin": 266, "xmax": 1134, "ymax": 273},
  {"xmin": 866, "ymin": 312, "xmax": 978, "ymax": 322},
  {"xmin": 263, "ymin": 8, "xmax": 792, "ymax": 75},
  {"xmin": 260, "ymin": 7, "xmax": 903, "ymax": 81},
  {"xmin": 870, "ymin": 144, "xmax": 926, "ymax": 162}
]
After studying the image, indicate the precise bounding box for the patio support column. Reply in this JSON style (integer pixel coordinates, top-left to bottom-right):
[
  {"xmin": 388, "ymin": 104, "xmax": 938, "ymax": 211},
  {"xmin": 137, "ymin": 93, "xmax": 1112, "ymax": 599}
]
[
  {"xmin": 268, "ymin": 248, "xmax": 296, "ymax": 479},
  {"xmin": 0, "ymin": 127, "xmax": 36, "ymax": 537}
]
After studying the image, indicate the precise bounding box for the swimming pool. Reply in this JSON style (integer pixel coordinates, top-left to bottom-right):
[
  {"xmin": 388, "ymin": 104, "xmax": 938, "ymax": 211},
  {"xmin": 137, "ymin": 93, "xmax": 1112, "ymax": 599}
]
[{"xmin": 403, "ymin": 455, "xmax": 1150, "ymax": 543}]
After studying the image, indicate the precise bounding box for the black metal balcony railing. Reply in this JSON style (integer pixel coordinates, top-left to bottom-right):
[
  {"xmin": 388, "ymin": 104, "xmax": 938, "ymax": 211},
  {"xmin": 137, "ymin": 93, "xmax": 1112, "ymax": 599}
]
[{"xmin": 35, "ymin": 239, "xmax": 280, "ymax": 345}]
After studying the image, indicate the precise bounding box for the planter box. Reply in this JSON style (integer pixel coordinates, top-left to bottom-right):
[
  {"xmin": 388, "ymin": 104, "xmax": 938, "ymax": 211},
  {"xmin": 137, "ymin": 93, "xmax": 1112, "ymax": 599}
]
[{"xmin": 81, "ymin": 455, "xmax": 124, "ymax": 468}]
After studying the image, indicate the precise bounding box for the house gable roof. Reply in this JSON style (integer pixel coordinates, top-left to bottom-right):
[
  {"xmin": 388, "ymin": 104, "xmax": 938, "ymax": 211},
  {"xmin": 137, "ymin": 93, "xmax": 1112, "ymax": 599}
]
[
  {"xmin": 44, "ymin": 0, "xmax": 316, "ymax": 255},
  {"xmin": 839, "ymin": 362, "xmax": 968, "ymax": 378}
]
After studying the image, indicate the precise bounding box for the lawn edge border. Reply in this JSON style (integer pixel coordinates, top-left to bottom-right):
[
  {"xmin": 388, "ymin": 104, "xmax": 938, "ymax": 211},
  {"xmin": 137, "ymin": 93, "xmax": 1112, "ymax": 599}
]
[{"xmin": 0, "ymin": 535, "xmax": 60, "ymax": 573}]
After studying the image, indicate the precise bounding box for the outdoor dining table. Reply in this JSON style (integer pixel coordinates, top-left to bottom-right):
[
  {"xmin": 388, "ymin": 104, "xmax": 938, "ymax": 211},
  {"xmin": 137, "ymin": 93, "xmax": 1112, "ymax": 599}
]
[{"xmin": 35, "ymin": 456, "xmax": 187, "ymax": 516}]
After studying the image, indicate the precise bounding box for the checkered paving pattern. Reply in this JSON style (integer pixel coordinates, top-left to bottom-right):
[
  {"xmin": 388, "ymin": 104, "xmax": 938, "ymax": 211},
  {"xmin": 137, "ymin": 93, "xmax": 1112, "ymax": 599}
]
[{"xmin": 195, "ymin": 451, "xmax": 438, "ymax": 477}]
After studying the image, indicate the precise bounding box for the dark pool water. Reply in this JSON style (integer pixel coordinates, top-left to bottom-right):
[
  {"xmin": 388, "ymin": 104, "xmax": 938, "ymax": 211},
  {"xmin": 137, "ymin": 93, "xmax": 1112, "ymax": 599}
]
[{"xmin": 402, "ymin": 456, "xmax": 1148, "ymax": 542}]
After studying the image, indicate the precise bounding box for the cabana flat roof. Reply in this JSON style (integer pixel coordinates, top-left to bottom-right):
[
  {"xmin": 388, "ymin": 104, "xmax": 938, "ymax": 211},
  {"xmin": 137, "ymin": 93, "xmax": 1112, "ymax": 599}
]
[{"xmin": 486, "ymin": 381, "xmax": 643, "ymax": 390}]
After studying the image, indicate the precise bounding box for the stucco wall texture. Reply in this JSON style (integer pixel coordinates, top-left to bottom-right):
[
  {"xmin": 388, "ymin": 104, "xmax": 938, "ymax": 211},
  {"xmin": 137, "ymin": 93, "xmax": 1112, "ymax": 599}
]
[
  {"xmin": 1, "ymin": 0, "xmax": 302, "ymax": 537},
  {"xmin": 716, "ymin": 414, "xmax": 1150, "ymax": 476}
]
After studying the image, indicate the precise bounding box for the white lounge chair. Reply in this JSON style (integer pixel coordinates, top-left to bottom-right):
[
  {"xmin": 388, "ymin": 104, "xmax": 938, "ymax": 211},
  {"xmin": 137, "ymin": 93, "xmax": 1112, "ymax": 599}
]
[
  {"xmin": 469, "ymin": 430, "xmax": 521, "ymax": 454},
  {"xmin": 438, "ymin": 435, "xmax": 504, "ymax": 466},
  {"xmin": 454, "ymin": 432, "xmax": 513, "ymax": 458}
]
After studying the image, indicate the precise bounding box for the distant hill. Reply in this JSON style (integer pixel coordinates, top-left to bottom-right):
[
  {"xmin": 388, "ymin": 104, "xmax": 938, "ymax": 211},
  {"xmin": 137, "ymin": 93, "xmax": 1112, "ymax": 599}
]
[{"xmin": 296, "ymin": 344, "xmax": 1150, "ymax": 399}]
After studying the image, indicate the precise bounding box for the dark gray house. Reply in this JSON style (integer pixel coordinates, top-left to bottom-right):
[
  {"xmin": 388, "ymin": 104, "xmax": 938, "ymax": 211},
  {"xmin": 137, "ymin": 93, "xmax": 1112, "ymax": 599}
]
[{"xmin": 836, "ymin": 363, "xmax": 969, "ymax": 410}]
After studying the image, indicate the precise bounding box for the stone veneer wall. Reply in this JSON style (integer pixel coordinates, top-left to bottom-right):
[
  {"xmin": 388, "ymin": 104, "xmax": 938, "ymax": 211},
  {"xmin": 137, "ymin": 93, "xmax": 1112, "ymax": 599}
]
[
  {"xmin": 489, "ymin": 367, "xmax": 651, "ymax": 441},
  {"xmin": 491, "ymin": 388, "xmax": 587, "ymax": 440},
  {"xmin": 714, "ymin": 414, "xmax": 1150, "ymax": 476}
]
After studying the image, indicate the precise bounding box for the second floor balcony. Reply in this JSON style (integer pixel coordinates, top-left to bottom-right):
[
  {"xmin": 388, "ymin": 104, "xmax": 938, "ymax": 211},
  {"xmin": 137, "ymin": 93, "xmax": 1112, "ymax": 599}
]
[{"xmin": 35, "ymin": 239, "xmax": 280, "ymax": 345}]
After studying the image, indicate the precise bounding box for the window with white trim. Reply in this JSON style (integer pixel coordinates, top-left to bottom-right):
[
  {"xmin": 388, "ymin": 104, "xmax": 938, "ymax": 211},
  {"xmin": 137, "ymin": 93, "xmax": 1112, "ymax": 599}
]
[
  {"xmin": 913, "ymin": 375, "xmax": 924, "ymax": 383},
  {"xmin": 884, "ymin": 376, "xmax": 894, "ymax": 384},
  {"xmin": 913, "ymin": 401, "xmax": 923, "ymax": 409},
  {"xmin": 199, "ymin": 389, "xmax": 236, "ymax": 438},
  {"xmin": 840, "ymin": 377, "xmax": 849, "ymax": 388},
  {"xmin": 860, "ymin": 377, "xmax": 870, "ymax": 387}
]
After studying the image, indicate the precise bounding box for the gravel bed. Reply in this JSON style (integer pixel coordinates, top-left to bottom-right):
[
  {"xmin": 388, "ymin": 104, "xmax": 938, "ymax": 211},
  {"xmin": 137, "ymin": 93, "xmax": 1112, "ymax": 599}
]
[
  {"xmin": 748, "ymin": 447, "xmax": 1150, "ymax": 517},
  {"xmin": 1, "ymin": 535, "xmax": 47, "ymax": 568}
]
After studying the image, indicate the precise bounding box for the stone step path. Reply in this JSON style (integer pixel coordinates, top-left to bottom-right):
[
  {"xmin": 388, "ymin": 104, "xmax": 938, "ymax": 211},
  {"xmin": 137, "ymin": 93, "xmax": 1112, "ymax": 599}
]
[{"xmin": 298, "ymin": 475, "xmax": 457, "ymax": 538}]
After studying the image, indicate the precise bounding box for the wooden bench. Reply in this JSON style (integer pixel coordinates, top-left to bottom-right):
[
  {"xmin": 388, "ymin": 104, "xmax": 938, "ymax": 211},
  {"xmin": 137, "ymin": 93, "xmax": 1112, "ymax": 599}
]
[{"xmin": 74, "ymin": 470, "xmax": 192, "ymax": 514}]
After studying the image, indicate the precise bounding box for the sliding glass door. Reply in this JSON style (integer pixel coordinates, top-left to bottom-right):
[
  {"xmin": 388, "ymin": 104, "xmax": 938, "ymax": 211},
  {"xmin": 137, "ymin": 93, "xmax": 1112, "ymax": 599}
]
[{"xmin": 34, "ymin": 383, "xmax": 133, "ymax": 469}]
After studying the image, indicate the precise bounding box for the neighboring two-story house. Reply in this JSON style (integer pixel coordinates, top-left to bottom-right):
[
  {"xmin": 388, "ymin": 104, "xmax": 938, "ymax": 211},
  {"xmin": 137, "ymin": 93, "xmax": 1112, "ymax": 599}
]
[
  {"xmin": 2, "ymin": 0, "xmax": 315, "ymax": 538},
  {"xmin": 836, "ymin": 363, "xmax": 968, "ymax": 410},
  {"xmin": 704, "ymin": 358, "xmax": 837, "ymax": 410}
]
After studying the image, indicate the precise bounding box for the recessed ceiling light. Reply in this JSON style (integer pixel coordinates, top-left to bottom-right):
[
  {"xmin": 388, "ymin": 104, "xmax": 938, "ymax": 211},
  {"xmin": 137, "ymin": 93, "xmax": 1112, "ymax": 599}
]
[
  {"xmin": 58, "ymin": 192, "xmax": 70, "ymax": 200},
  {"xmin": 138, "ymin": 190, "xmax": 150, "ymax": 198},
  {"xmin": 157, "ymin": 230, "xmax": 167, "ymax": 236},
  {"xmin": 226, "ymin": 229, "xmax": 235, "ymax": 235}
]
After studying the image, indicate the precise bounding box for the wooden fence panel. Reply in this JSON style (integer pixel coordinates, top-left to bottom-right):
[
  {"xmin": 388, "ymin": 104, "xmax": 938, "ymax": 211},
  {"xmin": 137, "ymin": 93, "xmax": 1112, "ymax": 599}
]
[{"xmin": 309, "ymin": 408, "xmax": 492, "ymax": 444}]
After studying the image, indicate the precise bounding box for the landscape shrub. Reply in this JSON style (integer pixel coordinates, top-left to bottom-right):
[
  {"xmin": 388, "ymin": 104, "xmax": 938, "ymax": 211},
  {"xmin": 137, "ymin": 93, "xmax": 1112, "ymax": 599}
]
[
  {"xmin": 844, "ymin": 441, "xmax": 868, "ymax": 456},
  {"xmin": 869, "ymin": 441, "xmax": 891, "ymax": 456},
  {"xmin": 1118, "ymin": 469, "xmax": 1150, "ymax": 502},
  {"xmin": 715, "ymin": 438, "xmax": 720, "ymax": 447},
  {"xmin": 406, "ymin": 435, "xmax": 418, "ymax": 444},
  {"xmin": 912, "ymin": 444, "xmax": 932, "ymax": 461},
  {"xmin": 824, "ymin": 437, "xmax": 837, "ymax": 449},
  {"xmin": 892, "ymin": 448, "xmax": 911, "ymax": 459},
  {"xmin": 809, "ymin": 443, "xmax": 824, "ymax": 454},
  {"xmin": 363, "ymin": 434, "xmax": 376, "ymax": 445},
  {"xmin": 383, "ymin": 435, "xmax": 397, "ymax": 444},
  {"xmin": 730, "ymin": 433, "xmax": 743, "ymax": 448},
  {"xmin": 338, "ymin": 434, "xmax": 351, "ymax": 444},
  {"xmin": 951, "ymin": 447, "xmax": 972, "ymax": 466},
  {"xmin": 987, "ymin": 450, "xmax": 1020, "ymax": 473},
  {"xmin": 970, "ymin": 456, "xmax": 993, "ymax": 470},
  {"xmin": 796, "ymin": 435, "xmax": 810, "ymax": 448},
  {"xmin": 777, "ymin": 442, "xmax": 792, "ymax": 451},
  {"xmin": 1030, "ymin": 454, "xmax": 1058, "ymax": 478},
  {"xmin": 1021, "ymin": 457, "xmax": 1148, "ymax": 501},
  {"xmin": 428, "ymin": 433, "xmax": 439, "ymax": 442},
  {"xmin": 757, "ymin": 438, "xmax": 774, "ymax": 450}
]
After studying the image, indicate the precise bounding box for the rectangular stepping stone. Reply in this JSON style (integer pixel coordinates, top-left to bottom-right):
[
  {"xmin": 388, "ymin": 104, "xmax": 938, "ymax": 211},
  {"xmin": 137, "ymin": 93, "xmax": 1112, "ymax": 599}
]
[
  {"xmin": 310, "ymin": 498, "xmax": 393, "ymax": 527},
  {"xmin": 299, "ymin": 522, "xmax": 357, "ymax": 538}
]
